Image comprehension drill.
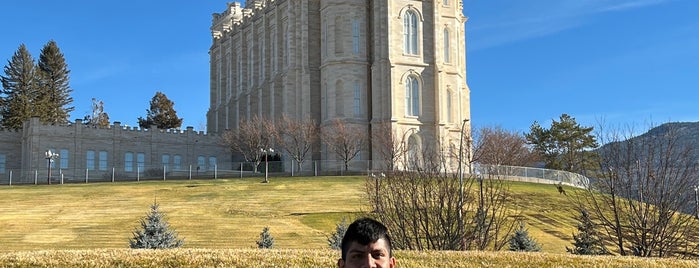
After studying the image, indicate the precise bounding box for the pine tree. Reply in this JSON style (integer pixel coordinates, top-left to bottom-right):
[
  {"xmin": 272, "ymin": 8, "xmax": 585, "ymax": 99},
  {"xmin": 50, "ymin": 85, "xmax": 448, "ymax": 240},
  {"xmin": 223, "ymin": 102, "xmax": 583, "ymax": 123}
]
[
  {"xmin": 138, "ymin": 91, "xmax": 183, "ymax": 129},
  {"xmin": 327, "ymin": 218, "xmax": 348, "ymax": 250},
  {"xmin": 508, "ymin": 222, "xmax": 541, "ymax": 252},
  {"xmin": 567, "ymin": 209, "xmax": 608, "ymax": 255},
  {"xmin": 1, "ymin": 44, "xmax": 38, "ymax": 129},
  {"xmin": 256, "ymin": 226, "xmax": 274, "ymax": 249},
  {"xmin": 129, "ymin": 202, "xmax": 184, "ymax": 249},
  {"xmin": 36, "ymin": 40, "xmax": 73, "ymax": 124}
]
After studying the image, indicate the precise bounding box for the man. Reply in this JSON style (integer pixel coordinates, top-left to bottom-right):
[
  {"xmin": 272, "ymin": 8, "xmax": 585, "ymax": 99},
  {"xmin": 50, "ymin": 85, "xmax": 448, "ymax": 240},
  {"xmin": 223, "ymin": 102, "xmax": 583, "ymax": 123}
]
[{"xmin": 338, "ymin": 218, "xmax": 396, "ymax": 268}]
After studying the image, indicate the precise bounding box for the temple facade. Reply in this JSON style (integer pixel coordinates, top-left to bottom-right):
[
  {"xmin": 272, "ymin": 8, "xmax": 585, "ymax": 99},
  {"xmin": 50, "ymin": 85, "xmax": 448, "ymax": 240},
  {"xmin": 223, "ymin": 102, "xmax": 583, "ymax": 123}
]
[{"xmin": 207, "ymin": 0, "xmax": 471, "ymax": 168}]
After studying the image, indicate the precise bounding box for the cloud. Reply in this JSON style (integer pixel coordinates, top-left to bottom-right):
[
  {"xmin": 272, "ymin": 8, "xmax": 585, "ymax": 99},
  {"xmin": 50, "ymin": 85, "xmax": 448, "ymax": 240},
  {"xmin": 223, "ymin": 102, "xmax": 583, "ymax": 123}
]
[{"xmin": 467, "ymin": 0, "xmax": 671, "ymax": 51}]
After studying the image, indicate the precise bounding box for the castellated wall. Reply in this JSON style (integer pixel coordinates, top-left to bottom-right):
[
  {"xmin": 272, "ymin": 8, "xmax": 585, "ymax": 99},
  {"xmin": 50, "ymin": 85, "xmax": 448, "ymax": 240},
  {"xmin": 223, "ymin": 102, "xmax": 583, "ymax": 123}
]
[{"xmin": 0, "ymin": 117, "xmax": 230, "ymax": 183}]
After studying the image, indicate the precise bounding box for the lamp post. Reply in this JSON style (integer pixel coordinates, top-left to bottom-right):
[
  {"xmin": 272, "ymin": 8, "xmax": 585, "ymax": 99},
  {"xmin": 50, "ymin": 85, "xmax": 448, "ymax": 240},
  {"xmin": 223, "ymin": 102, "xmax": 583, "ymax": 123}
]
[
  {"xmin": 457, "ymin": 118, "xmax": 469, "ymax": 250},
  {"xmin": 261, "ymin": 148, "xmax": 274, "ymax": 183},
  {"xmin": 45, "ymin": 150, "xmax": 59, "ymax": 185}
]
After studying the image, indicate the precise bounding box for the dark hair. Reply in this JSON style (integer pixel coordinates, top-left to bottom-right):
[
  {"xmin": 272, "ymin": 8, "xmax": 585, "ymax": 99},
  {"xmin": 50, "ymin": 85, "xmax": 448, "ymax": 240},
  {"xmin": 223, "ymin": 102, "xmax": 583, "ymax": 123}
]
[{"xmin": 340, "ymin": 218, "xmax": 392, "ymax": 260}]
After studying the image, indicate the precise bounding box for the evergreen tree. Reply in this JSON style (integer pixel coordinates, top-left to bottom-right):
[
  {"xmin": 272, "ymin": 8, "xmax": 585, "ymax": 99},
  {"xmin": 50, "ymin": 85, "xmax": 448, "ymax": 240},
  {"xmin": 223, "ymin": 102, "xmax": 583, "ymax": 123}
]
[
  {"xmin": 327, "ymin": 218, "xmax": 349, "ymax": 250},
  {"xmin": 256, "ymin": 226, "xmax": 274, "ymax": 249},
  {"xmin": 36, "ymin": 40, "xmax": 73, "ymax": 124},
  {"xmin": 129, "ymin": 202, "xmax": 184, "ymax": 249},
  {"xmin": 525, "ymin": 114, "xmax": 598, "ymax": 173},
  {"xmin": 1, "ymin": 44, "xmax": 38, "ymax": 129},
  {"xmin": 508, "ymin": 222, "xmax": 541, "ymax": 252},
  {"xmin": 567, "ymin": 209, "xmax": 608, "ymax": 255},
  {"xmin": 138, "ymin": 91, "xmax": 182, "ymax": 129}
]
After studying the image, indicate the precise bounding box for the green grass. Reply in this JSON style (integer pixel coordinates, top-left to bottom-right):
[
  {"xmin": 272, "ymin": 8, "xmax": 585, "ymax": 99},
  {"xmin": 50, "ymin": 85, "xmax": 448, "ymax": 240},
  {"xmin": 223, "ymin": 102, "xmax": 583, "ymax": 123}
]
[
  {"xmin": 0, "ymin": 176, "xmax": 657, "ymax": 254},
  {"xmin": 0, "ymin": 176, "xmax": 364, "ymax": 250}
]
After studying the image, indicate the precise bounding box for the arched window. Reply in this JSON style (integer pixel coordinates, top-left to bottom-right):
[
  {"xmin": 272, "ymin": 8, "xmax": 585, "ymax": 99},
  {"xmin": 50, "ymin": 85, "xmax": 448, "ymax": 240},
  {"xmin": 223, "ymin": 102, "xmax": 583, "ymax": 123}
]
[
  {"xmin": 405, "ymin": 75, "xmax": 420, "ymax": 116},
  {"xmin": 444, "ymin": 28, "xmax": 450, "ymax": 63},
  {"xmin": 403, "ymin": 10, "xmax": 418, "ymax": 55}
]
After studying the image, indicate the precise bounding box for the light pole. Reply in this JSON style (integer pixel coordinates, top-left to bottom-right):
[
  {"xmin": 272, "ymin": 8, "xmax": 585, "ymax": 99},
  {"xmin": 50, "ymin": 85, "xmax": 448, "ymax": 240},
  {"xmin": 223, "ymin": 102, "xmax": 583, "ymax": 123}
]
[
  {"xmin": 261, "ymin": 148, "xmax": 274, "ymax": 183},
  {"xmin": 45, "ymin": 150, "xmax": 59, "ymax": 185},
  {"xmin": 457, "ymin": 118, "xmax": 469, "ymax": 250}
]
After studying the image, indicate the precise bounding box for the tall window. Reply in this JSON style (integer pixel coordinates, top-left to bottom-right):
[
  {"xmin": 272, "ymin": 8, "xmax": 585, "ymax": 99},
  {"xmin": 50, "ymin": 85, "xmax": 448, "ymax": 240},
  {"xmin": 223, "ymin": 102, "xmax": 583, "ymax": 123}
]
[
  {"xmin": 98, "ymin": 151, "xmax": 107, "ymax": 171},
  {"xmin": 260, "ymin": 36, "xmax": 265, "ymax": 81},
  {"xmin": 209, "ymin": 157, "xmax": 217, "ymax": 171},
  {"xmin": 444, "ymin": 0, "xmax": 449, "ymax": 5},
  {"xmin": 353, "ymin": 82, "xmax": 361, "ymax": 116},
  {"xmin": 446, "ymin": 90, "xmax": 453, "ymax": 123},
  {"xmin": 335, "ymin": 17, "xmax": 344, "ymax": 54},
  {"xmin": 173, "ymin": 155, "xmax": 182, "ymax": 170},
  {"xmin": 86, "ymin": 150, "xmax": 95, "ymax": 170},
  {"xmin": 137, "ymin": 153, "xmax": 145, "ymax": 172},
  {"xmin": 272, "ymin": 28, "xmax": 277, "ymax": 72},
  {"xmin": 60, "ymin": 149, "xmax": 69, "ymax": 169},
  {"xmin": 405, "ymin": 76, "xmax": 420, "ymax": 116},
  {"xmin": 248, "ymin": 45, "xmax": 253, "ymax": 87},
  {"xmin": 336, "ymin": 80, "xmax": 344, "ymax": 116},
  {"xmin": 198, "ymin": 156, "xmax": 206, "ymax": 171},
  {"xmin": 352, "ymin": 18, "xmax": 360, "ymax": 55},
  {"xmin": 444, "ymin": 28, "xmax": 450, "ymax": 63},
  {"xmin": 0, "ymin": 154, "xmax": 5, "ymax": 174},
  {"xmin": 403, "ymin": 10, "xmax": 418, "ymax": 55},
  {"xmin": 162, "ymin": 154, "xmax": 170, "ymax": 169},
  {"xmin": 125, "ymin": 152, "xmax": 134, "ymax": 172}
]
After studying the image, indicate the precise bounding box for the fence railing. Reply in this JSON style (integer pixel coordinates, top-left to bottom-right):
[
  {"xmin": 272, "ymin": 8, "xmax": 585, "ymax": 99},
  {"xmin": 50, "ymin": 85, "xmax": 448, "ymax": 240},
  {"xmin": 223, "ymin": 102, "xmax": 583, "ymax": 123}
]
[{"xmin": 0, "ymin": 160, "xmax": 589, "ymax": 188}]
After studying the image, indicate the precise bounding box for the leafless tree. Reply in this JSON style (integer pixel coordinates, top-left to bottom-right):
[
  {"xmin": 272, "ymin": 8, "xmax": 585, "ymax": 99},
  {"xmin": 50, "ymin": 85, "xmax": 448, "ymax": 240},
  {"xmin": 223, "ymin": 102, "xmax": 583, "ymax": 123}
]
[
  {"xmin": 472, "ymin": 126, "xmax": 539, "ymax": 167},
  {"xmin": 367, "ymin": 140, "xmax": 518, "ymax": 251},
  {"xmin": 273, "ymin": 114, "xmax": 318, "ymax": 173},
  {"xmin": 220, "ymin": 115, "xmax": 275, "ymax": 173},
  {"xmin": 321, "ymin": 119, "xmax": 367, "ymax": 172},
  {"xmin": 573, "ymin": 123, "xmax": 699, "ymax": 257},
  {"xmin": 371, "ymin": 122, "xmax": 408, "ymax": 171}
]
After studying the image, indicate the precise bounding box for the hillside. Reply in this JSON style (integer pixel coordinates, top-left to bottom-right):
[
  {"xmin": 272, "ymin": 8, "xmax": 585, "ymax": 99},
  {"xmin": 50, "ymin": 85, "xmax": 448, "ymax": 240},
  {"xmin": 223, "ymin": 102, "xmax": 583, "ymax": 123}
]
[
  {"xmin": 0, "ymin": 176, "xmax": 579, "ymax": 253},
  {"xmin": 597, "ymin": 121, "xmax": 699, "ymax": 161}
]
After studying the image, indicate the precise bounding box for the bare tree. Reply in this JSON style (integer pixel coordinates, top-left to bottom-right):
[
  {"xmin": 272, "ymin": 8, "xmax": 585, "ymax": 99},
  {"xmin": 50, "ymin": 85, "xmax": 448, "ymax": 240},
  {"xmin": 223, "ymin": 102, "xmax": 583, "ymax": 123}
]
[
  {"xmin": 371, "ymin": 122, "xmax": 408, "ymax": 171},
  {"xmin": 573, "ymin": 123, "xmax": 699, "ymax": 257},
  {"xmin": 367, "ymin": 140, "xmax": 517, "ymax": 251},
  {"xmin": 274, "ymin": 114, "xmax": 318, "ymax": 173},
  {"xmin": 220, "ymin": 115, "xmax": 275, "ymax": 173},
  {"xmin": 472, "ymin": 126, "xmax": 539, "ymax": 166},
  {"xmin": 321, "ymin": 119, "xmax": 366, "ymax": 173}
]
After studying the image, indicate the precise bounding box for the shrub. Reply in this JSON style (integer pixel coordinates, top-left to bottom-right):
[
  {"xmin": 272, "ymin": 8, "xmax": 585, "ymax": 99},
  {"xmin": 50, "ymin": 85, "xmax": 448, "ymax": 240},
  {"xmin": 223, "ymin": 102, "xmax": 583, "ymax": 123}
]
[
  {"xmin": 567, "ymin": 209, "xmax": 608, "ymax": 255},
  {"xmin": 508, "ymin": 222, "xmax": 541, "ymax": 252},
  {"xmin": 256, "ymin": 226, "xmax": 274, "ymax": 249},
  {"xmin": 327, "ymin": 218, "xmax": 349, "ymax": 249},
  {"xmin": 129, "ymin": 202, "xmax": 184, "ymax": 249}
]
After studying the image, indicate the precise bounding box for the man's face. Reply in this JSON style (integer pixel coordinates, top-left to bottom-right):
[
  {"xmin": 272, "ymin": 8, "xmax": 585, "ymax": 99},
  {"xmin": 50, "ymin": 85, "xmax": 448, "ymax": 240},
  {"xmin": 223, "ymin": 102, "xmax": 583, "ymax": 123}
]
[{"xmin": 338, "ymin": 238, "xmax": 395, "ymax": 268}]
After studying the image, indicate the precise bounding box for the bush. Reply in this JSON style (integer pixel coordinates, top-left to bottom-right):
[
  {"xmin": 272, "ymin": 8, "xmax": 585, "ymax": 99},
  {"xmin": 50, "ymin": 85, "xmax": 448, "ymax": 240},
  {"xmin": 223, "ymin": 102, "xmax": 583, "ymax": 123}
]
[
  {"xmin": 256, "ymin": 226, "xmax": 274, "ymax": 249},
  {"xmin": 508, "ymin": 222, "xmax": 541, "ymax": 252},
  {"xmin": 567, "ymin": 209, "xmax": 608, "ymax": 255},
  {"xmin": 129, "ymin": 202, "xmax": 184, "ymax": 249},
  {"xmin": 327, "ymin": 218, "xmax": 349, "ymax": 250}
]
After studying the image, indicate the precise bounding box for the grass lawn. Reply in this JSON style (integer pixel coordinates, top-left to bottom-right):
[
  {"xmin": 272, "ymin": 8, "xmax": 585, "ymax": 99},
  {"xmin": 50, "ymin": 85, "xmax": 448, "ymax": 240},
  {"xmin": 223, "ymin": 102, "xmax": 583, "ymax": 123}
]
[
  {"xmin": 0, "ymin": 176, "xmax": 365, "ymax": 251},
  {"xmin": 0, "ymin": 176, "xmax": 603, "ymax": 253}
]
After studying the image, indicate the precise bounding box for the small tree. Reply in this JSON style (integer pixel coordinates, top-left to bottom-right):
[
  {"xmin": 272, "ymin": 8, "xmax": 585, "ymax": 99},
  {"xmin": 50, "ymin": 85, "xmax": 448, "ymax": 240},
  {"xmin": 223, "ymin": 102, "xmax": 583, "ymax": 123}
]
[
  {"xmin": 321, "ymin": 119, "xmax": 366, "ymax": 172},
  {"xmin": 567, "ymin": 209, "xmax": 608, "ymax": 255},
  {"xmin": 328, "ymin": 218, "xmax": 349, "ymax": 250},
  {"xmin": 525, "ymin": 114, "xmax": 598, "ymax": 173},
  {"xmin": 275, "ymin": 114, "xmax": 318, "ymax": 173},
  {"xmin": 138, "ymin": 91, "xmax": 183, "ymax": 129},
  {"xmin": 508, "ymin": 222, "xmax": 541, "ymax": 252},
  {"xmin": 256, "ymin": 226, "xmax": 275, "ymax": 249},
  {"xmin": 83, "ymin": 98, "xmax": 110, "ymax": 127},
  {"xmin": 221, "ymin": 115, "xmax": 275, "ymax": 173},
  {"xmin": 129, "ymin": 202, "xmax": 184, "ymax": 249}
]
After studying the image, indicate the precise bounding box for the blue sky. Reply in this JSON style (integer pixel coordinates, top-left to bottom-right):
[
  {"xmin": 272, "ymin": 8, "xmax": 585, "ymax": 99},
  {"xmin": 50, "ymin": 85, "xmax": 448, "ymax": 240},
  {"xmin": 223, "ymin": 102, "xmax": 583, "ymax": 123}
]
[{"xmin": 1, "ymin": 1, "xmax": 697, "ymax": 133}]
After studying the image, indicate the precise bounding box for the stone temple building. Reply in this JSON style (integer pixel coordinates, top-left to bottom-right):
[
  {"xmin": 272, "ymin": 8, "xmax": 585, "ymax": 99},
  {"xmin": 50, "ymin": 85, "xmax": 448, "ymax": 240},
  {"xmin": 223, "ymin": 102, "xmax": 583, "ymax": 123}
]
[{"xmin": 207, "ymin": 0, "xmax": 471, "ymax": 169}]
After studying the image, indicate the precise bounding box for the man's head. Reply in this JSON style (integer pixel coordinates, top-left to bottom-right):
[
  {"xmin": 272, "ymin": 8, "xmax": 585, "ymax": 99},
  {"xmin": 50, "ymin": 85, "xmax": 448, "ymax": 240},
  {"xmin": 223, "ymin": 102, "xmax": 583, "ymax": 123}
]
[{"xmin": 338, "ymin": 218, "xmax": 395, "ymax": 268}]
